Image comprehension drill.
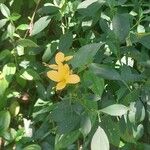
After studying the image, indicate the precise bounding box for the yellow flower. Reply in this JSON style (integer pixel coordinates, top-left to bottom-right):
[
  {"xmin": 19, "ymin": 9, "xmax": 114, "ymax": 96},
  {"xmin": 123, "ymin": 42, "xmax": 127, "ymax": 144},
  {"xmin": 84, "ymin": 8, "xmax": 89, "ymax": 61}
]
[
  {"xmin": 47, "ymin": 63, "xmax": 80, "ymax": 90},
  {"xmin": 55, "ymin": 52, "xmax": 73, "ymax": 64},
  {"xmin": 45, "ymin": 51, "xmax": 73, "ymax": 70},
  {"xmin": 43, "ymin": 52, "xmax": 73, "ymax": 70}
]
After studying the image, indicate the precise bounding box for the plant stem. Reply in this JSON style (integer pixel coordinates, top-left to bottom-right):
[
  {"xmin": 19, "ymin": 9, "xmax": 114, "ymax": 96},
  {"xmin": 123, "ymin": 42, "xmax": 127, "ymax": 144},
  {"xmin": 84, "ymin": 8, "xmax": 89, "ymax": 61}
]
[{"xmin": 24, "ymin": 0, "xmax": 42, "ymax": 38}]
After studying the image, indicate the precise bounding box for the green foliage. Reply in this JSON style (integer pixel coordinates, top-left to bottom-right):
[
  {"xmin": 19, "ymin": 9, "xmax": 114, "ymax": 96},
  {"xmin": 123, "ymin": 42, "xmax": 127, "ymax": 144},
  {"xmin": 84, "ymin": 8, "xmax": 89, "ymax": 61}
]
[
  {"xmin": 0, "ymin": 110, "xmax": 11, "ymax": 133},
  {"xmin": 100, "ymin": 104, "xmax": 128, "ymax": 116},
  {"xmin": 91, "ymin": 126, "xmax": 109, "ymax": 150},
  {"xmin": 0, "ymin": 0, "xmax": 150, "ymax": 149}
]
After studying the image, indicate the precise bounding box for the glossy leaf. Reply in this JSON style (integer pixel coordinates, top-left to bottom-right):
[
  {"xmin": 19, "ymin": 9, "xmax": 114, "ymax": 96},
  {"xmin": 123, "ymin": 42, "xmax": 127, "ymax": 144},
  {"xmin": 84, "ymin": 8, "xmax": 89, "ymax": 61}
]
[
  {"xmin": 31, "ymin": 16, "xmax": 51, "ymax": 36},
  {"xmin": 0, "ymin": 3, "xmax": 10, "ymax": 18},
  {"xmin": 91, "ymin": 126, "xmax": 109, "ymax": 150},
  {"xmin": 17, "ymin": 24, "xmax": 29, "ymax": 30},
  {"xmin": 100, "ymin": 104, "xmax": 129, "ymax": 116},
  {"xmin": 20, "ymin": 69, "xmax": 40, "ymax": 81},
  {"xmin": 17, "ymin": 39, "xmax": 38, "ymax": 47},
  {"xmin": 128, "ymin": 100, "xmax": 145, "ymax": 123},
  {"xmin": 71, "ymin": 43, "xmax": 104, "ymax": 69}
]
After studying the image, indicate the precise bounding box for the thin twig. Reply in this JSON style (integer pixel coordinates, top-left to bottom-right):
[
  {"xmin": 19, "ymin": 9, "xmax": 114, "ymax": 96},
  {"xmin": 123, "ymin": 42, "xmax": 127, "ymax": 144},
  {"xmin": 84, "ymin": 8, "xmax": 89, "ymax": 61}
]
[{"xmin": 24, "ymin": 0, "xmax": 42, "ymax": 38}]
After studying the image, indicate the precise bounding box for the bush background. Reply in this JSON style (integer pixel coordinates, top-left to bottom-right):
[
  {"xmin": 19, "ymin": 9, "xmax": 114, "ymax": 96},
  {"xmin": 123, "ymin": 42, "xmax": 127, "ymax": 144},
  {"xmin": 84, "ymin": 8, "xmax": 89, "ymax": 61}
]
[{"xmin": 0, "ymin": 0, "xmax": 150, "ymax": 149}]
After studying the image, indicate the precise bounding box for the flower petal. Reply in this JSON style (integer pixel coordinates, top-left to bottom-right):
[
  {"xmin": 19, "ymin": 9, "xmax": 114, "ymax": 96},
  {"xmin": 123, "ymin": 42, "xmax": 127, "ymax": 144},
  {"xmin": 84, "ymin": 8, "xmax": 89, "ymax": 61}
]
[
  {"xmin": 66, "ymin": 74, "xmax": 80, "ymax": 84},
  {"xmin": 47, "ymin": 70, "xmax": 61, "ymax": 82},
  {"xmin": 55, "ymin": 52, "xmax": 65, "ymax": 64},
  {"xmin": 65, "ymin": 56, "xmax": 73, "ymax": 61},
  {"xmin": 48, "ymin": 64, "xmax": 58, "ymax": 70},
  {"xmin": 56, "ymin": 81, "xmax": 66, "ymax": 90},
  {"xmin": 58, "ymin": 63, "xmax": 70, "ymax": 77},
  {"xmin": 63, "ymin": 64, "xmax": 70, "ymax": 72}
]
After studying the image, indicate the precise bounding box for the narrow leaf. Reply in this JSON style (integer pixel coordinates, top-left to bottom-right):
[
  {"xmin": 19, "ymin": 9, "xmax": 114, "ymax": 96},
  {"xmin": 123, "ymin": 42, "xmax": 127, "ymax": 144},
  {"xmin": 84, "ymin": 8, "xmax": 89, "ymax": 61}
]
[
  {"xmin": 0, "ymin": 3, "xmax": 10, "ymax": 18},
  {"xmin": 17, "ymin": 39, "xmax": 38, "ymax": 47},
  {"xmin": 100, "ymin": 104, "xmax": 129, "ymax": 116}
]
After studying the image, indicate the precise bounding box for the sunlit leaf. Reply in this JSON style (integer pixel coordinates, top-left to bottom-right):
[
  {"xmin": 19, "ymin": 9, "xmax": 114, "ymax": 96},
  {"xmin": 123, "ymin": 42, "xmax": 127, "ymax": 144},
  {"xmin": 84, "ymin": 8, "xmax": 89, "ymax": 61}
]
[
  {"xmin": 0, "ymin": 3, "xmax": 10, "ymax": 18},
  {"xmin": 100, "ymin": 104, "xmax": 129, "ymax": 116},
  {"xmin": 91, "ymin": 126, "xmax": 109, "ymax": 150},
  {"xmin": 31, "ymin": 16, "xmax": 51, "ymax": 36}
]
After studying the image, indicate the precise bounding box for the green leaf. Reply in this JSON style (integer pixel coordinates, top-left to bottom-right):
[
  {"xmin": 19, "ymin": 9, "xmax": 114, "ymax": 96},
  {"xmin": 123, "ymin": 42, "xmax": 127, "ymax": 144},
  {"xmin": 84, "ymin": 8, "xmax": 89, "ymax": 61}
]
[
  {"xmin": 91, "ymin": 126, "xmax": 109, "ymax": 150},
  {"xmin": 120, "ymin": 65, "xmax": 144, "ymax": 83},
  {"xmin": 0, "ymin": 110, "xmax": 11, "ymax": 133},
  {"xmin": 17, "ymin": 39, "xmax": 38, "ymax": 47},
  {"xmin": 133, "ymin": 124, "xmax": 144, "ymax": 140},
  {"xmin": 137, "ymin": 25, "xmax": 145, "ymax": 33},
  {"xmin": 9, "ymin": 12, "xmax": 21, "ymax": 21},
  {"xmin": 35, "ymin": 82, "xmax": 47, "ymax": 100},
  {"xmin": 83, "ymin": 70, "xmax": 104, "ymax": 97},
  {"xmin": 3, "ymin": 63, "xmax": 16, "ymax": 77},
  {"xmin": 106, "ymin": 0, "xmax": 127, "ymax": 6},
  {"xmin": 77, "ymin": 0, "xmax": 105, "ymax": 16},
  {"xmin": 139, "ymin": 35, "xmax": 150, "ymax": 49},
  {"xmin": 128, "ymin": 100, "xmax": 145, "ymax": 123},
  {"xmin": 56, "ymin": 130, "xmax": 80, "ymax": 149},
  {"xmin": 42, "ymin": 42, "xmax": 58, "ymax": 62},
  {"xmin": 112, "ymin": 13, "xmax": 130, "ymax": 42},
  {"xmin": 0, "ymin": 3, "xmax": 10, "ymax": 18},
  {"xmin": 0, "ymin": 49, "xmax": 11, "ymax": 61},
  {"xmin": 38, "ymin": 3, "xmax": 59, "ymax": 15},
  {"xmin": 16, "ymin": 45, "xmax": 24, "ymax": 56},
  {"xmin": 100, "ymin": 104, "xmax": 129, "ymax": 116},
  {"xmin": 0, "ymin": 63, "xmax": 16, "ymax": 96},
  {"xmin": 0, "ymin": 18, "xmax": 7, "ymax": 29},
  {"xmin": 101, "ymin": 116, "xmax": 120, "ymax": 147},
  {"xmin": 52, "ymin": 101, "xmax": 80, "ymax": 133},
  {"xmin": 7, "ymin": 23, "xmax": 15, "ymax": 39},
  {"xmin": 20, "ymin": 68, "xmax": 40, "ymax": 81},
  {"xmin": 2, "ymin": 63, "xmax": 16, "ymax": 82},
  {"xmin": 59, "ymin": 32, "xmax": 73, "ymax": 51},
  {"xmin": 0, "ymin": 78, "xmax": 8, "ymax": 96},
  {"xmin": 78, "ymin": 0, "xmax": 98, "ymax": 9},
  {"xmin": 123, "ymin": 89, "xmax": 140, "ymax": 104},
  {"xmin": 31, "ymin": 16, "xmax": 51, "ymax": 36},
  {"xmin": 80, "ymin": 114, "xmax": 92, "ymax": 137},
  {"xmin": 17, "ymin": 24, "xmax": 29, "ymax": 30},
  {"xmin": 23, "ymin": 144, "xmax": 41, "ymax": 150},
  {"xmin": 136, "ymin": 142, "xmax": 150, "ymax": 150},
  {"xmin": 90, "ymin": 63, "xmax": 121, "ymax": 80},
  {"xmin": 71, "ymin": 43, "xmax": 104, "ymax": 69},
  {"xmin": 119, "ymin": 116, "xmax": 136, "ymax": 143}
]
